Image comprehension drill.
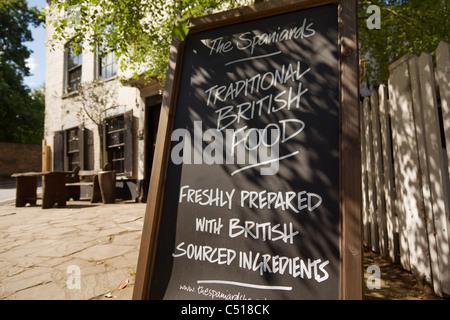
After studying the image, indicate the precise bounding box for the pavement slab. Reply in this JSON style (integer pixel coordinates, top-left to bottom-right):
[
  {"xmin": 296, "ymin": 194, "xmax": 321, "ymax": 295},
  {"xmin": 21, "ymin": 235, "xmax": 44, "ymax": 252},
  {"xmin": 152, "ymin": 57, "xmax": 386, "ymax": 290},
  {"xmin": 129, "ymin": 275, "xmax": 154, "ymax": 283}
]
[{"xmin": 0, "ymin": 200, "xmax": 145, "ymax": 300}]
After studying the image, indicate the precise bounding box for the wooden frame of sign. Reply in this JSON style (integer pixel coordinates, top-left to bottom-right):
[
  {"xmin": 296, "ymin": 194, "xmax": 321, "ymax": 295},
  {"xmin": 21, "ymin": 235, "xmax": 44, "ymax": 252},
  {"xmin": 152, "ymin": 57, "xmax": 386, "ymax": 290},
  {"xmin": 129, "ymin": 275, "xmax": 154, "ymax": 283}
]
[{"xmin": 133, "ymin": 0, "xmax": 362, "ymax": 300}]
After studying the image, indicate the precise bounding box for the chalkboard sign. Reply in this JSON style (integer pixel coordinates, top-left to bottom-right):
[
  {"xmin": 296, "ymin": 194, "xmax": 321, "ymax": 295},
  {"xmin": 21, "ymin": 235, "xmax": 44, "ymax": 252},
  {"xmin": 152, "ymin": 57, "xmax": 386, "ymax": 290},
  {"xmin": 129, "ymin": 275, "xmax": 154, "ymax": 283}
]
[{"xmin": 134, "ymin": 0, "xmax": 362, "ymax": 300}]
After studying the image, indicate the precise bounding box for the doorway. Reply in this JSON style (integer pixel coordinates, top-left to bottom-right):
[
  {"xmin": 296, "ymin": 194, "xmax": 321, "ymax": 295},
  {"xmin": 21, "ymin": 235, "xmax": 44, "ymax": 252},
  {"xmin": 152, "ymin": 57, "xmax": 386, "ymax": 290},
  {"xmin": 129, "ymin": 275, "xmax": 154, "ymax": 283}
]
[{"xmin": 142, "ymin": 95, "xmax": 162, "ymax": 202}]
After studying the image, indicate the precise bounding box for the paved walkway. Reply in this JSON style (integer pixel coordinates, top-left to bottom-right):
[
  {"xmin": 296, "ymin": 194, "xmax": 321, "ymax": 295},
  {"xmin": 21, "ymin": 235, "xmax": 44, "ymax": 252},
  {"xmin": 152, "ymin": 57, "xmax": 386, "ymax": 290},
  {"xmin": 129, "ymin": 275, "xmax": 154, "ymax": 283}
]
[
  {"xmin": 0, "ymin": 199, "xmax": 145, "ymax": 300},
  {"xmin": 1, "ymin": 192, "xmax": 443, "ymax": 300}
]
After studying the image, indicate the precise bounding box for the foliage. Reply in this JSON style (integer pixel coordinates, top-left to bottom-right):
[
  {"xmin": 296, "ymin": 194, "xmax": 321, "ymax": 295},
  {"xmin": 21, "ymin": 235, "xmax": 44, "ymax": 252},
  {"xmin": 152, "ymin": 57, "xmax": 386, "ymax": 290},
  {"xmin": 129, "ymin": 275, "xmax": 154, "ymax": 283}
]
[
  {"xmin": 359, "ymin": 0, "xmax": 449, "ymax": 84},
  {"xmin": 74, "ymin": 79, "xmax": 118, "ymax": 126},
  {"xmin": 46, "ymin": 0, "xmax": 251, "ymax": 84},
  {"xmin": 47, "ymin": 1, "xmax": 449, "ymax": 86},
  {"xmin": 0, "ymin": 0, "xmax": 45, "ymax": 144},
  {"xmin": 27, "ymin": 85, "xmax": 45, "ymax": 144},
  {"xmin": 0, "ymin": 0, "xmax": 42, "ymax": 77}
]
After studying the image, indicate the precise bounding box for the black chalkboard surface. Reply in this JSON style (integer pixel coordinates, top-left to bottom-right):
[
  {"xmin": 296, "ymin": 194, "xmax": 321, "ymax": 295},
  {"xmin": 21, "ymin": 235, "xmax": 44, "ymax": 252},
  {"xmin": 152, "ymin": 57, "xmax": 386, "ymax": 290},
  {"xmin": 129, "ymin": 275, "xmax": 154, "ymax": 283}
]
[{"xmin": 148, "ymin": 3, "xmax": 340, "ymax": 300}]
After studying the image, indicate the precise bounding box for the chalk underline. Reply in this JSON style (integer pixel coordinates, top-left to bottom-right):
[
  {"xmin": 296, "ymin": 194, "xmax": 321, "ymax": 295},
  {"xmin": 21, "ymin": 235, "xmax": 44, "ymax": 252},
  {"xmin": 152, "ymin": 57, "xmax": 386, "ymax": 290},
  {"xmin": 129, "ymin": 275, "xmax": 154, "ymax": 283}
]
[
  {"xmin": 224, "ymin": 51, "xmax": 282, "ymax": 66},
  {"xmin": 230, "ymin": 151, "xmax": 299, "ymax": 176},
  {"xmin": 197, "ymin": 280, "xmax": 292, "ymax": 291}
]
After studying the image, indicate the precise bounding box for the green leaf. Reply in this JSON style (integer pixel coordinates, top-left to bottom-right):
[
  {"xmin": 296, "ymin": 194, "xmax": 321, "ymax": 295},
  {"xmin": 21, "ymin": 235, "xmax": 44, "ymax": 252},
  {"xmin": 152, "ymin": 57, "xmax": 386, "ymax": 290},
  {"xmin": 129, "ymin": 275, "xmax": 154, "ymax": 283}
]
[{"xmin": 171, "ymin": 21, "xmax": 189, "ymax": 41}]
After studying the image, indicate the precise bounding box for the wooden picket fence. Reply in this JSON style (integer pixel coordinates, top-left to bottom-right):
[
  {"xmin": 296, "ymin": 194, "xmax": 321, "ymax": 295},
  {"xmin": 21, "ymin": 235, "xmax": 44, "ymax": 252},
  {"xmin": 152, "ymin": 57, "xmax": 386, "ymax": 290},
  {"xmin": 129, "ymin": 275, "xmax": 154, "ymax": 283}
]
[{"xmin": 361, "ymin": 41, "xmax": 450, "ymax": 297}]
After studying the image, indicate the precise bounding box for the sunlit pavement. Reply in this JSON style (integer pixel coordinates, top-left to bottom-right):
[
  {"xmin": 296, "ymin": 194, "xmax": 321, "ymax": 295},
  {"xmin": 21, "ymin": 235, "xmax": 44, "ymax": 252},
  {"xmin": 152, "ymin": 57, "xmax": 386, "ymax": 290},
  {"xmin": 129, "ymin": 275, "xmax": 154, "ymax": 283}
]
[{"xmin": 0, "ymin": 199, "xmax": 145, "ymax": 300}]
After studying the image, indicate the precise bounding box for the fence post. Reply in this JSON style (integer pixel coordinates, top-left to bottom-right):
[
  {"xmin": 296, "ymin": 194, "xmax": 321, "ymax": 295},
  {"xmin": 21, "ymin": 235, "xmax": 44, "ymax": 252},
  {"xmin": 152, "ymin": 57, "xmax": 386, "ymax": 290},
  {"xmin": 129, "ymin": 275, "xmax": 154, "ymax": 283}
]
[
  {"xmin": 388, "ymin": 55, "xmax": 418, "ymax": 271},
  {"xmin": 370, "ymin": 90, "xmax": 388, "ymax": 256},
  {"xmin": 42, "ymin": 140, "xmax": 51, "ymax": 172},
  {"xmin": 435, "ymin": 41, "xmax": 450, "ymax": 296},
  {"xmin": 377, "ymin": 85, "xmax": 397, "ymax": 262},
  {"xmin": 363, "ymin": 97, "xmax": 377, "ymax": 252},
  {"xmin": 361, "ymin": 101, "xmax": 370, "ymax": 247},
  {"xmin": 407, "ymin": 55, "xmax": 433, "ymax": 285},
  {"xmin": 419, "ymin": 51, "xmax": 450, "ymax": 296},
  {"xmin": 436, "ymin": 41, "xmax": 450, "ymax": 177}
]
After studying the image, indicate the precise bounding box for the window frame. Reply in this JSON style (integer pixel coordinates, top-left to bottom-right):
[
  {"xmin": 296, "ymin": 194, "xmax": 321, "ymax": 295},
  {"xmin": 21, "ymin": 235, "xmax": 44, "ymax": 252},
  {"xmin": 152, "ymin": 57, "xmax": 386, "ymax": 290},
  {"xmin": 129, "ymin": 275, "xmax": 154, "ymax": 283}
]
[
  {"xmin": 98, "ymin": 49, "xmax": 117, "ymax": 80},
  {"xmin": 65, "ymin": 41, "xmax": 83, "ymax": 93},
  {"xmin": 53, "ymin": 123, "xmax": 85, "ymax": 172},
  {"xmin": 102, "ymin": 110, "xmax": 133, "ymax": 176},
  {"xmin": 105, "ymin": 114, "xmax": 125, "ymax": 173},
  {"xmin": 96, "ymin": 41, "xmax": 118, "ymax": 80},
  {"xmin": 66, "ymin": 126, "xmax": 81, "ymax": 171}
]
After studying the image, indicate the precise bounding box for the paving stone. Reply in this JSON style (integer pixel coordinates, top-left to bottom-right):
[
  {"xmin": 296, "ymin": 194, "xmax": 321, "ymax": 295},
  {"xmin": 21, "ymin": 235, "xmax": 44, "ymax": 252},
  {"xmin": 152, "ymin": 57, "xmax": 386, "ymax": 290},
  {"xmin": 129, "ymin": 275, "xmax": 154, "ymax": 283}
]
[
  {"xmin": 35, "ymin": 241, "xmax": 94, "ymax": 258},
  {"xmin": 0, "ymin": 201, "xmax": 146, "ymax": 300},
  {"xmin": 1, "ymin": 268, "xmax": 54, "ymax": 299},
  {"xmin": 6, "ymin": 282, "xmax": 66, "ymax": 300},
  {"xmin": 72, "ymin": 244, "xmax": 135, "ymax": 261}
]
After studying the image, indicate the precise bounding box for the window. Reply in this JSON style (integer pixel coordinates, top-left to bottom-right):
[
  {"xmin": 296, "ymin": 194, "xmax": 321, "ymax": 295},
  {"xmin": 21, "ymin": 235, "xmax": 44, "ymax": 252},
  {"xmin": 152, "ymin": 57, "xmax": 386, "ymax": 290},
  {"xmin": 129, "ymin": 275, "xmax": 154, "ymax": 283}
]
[
  {"xmin": 65, "ymin": 42, "xmax": 82, "ymax": 92},
  {"xmin": 103, "ymin": 111, "xmax": 133, "ymax": 176},
  {"xmin": 99, "ymin": 50, "xmax": 117, "ymax": 79},
  {"xmin": 105, "ymin": 115, "xmax": 125, "ymax": 173},
  {"xmin": 53, "ymin": 124, "xmax": 85, "ymax": 172},
  {"xmin": 66, "ymin": 127, "xmax": 80, "ymax": 170},
  {"xmin": 97, "ymin": 24, "xmax": 117, "ymax": 80}
]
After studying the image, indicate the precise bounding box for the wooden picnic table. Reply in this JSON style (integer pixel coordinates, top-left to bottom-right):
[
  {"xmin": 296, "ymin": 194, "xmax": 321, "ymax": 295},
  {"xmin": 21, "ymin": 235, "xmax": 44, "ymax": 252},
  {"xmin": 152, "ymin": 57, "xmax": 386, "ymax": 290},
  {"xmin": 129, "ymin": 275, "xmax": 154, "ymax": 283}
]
[
  {"xmin": 12, "ymin": 164, "xmax": 117, "ymax": 208},
  {"xmin": 11, "ymin": 171, "xmax": 72, "ymax": 209}
]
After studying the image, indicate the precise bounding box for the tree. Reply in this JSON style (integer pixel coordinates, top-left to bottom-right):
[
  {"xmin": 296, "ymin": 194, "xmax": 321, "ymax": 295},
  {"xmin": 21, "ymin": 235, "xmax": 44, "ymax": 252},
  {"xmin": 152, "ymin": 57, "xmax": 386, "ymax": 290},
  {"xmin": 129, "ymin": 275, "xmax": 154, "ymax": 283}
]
[
  {"xmin": 74, "ymin": 79, "xmax": 119, "ymax": 167},
  {"xmin": 23, "ymin": 85, "xmax": 45, "ymax": 145},
  {"xmin": 46, "ymin": 0, "xmax": 252, "ymax": 84},
  {"xmin": 359, "ymin": 0, "xmax": 449, "ymax": 84},
  {"xmin": 0, "ymin": 0, "xmax": 45, "ymax": 144}
]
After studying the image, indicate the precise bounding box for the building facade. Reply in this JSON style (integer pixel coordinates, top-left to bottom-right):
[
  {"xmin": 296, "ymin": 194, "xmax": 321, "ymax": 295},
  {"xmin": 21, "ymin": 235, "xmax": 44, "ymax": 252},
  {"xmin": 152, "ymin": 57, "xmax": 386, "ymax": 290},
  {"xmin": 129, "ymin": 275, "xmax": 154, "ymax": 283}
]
[
  {"xmin": 43, "ymin": 0, "xmax": 254, "ymax": 201},
  {"xmin": 44, "ymin": 19, "xmax": 163, "ymax": 202}
]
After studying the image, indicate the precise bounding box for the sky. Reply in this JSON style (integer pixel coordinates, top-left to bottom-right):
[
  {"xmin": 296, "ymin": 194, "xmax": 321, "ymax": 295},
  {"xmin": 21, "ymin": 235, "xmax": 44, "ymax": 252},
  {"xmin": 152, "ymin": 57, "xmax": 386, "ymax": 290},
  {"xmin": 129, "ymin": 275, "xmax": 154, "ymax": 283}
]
[{"xmin": 24, "ymin": 0, "xmax": 47, "ymax": 89}]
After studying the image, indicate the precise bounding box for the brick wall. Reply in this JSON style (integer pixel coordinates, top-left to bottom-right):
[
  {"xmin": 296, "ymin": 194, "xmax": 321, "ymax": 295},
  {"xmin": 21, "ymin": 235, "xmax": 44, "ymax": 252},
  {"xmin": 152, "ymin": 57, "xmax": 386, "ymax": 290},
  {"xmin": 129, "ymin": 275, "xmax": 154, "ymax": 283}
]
[{"xmin": 0, "ymin": 143, "xmax": 42, "ymax": 176}]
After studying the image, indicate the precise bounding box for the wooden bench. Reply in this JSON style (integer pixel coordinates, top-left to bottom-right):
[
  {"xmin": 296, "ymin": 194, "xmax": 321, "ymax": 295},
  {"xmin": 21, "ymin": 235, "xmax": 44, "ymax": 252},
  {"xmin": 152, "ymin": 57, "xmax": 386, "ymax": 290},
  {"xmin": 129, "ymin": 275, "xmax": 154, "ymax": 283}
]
[
  {"xmin": 13, "ymin": 164, "xmax": 116, "ymax": 208},
  {"xmin": 65, "ymin": 169, "xmax": 102, "ymax": 203},
  {"xmin": 11, "ymin": 171, "xmax": 72, "ymax": 209},
  {"xmin": 65, "ymin": 167, "xmax": 81, "ymax": 201}
]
